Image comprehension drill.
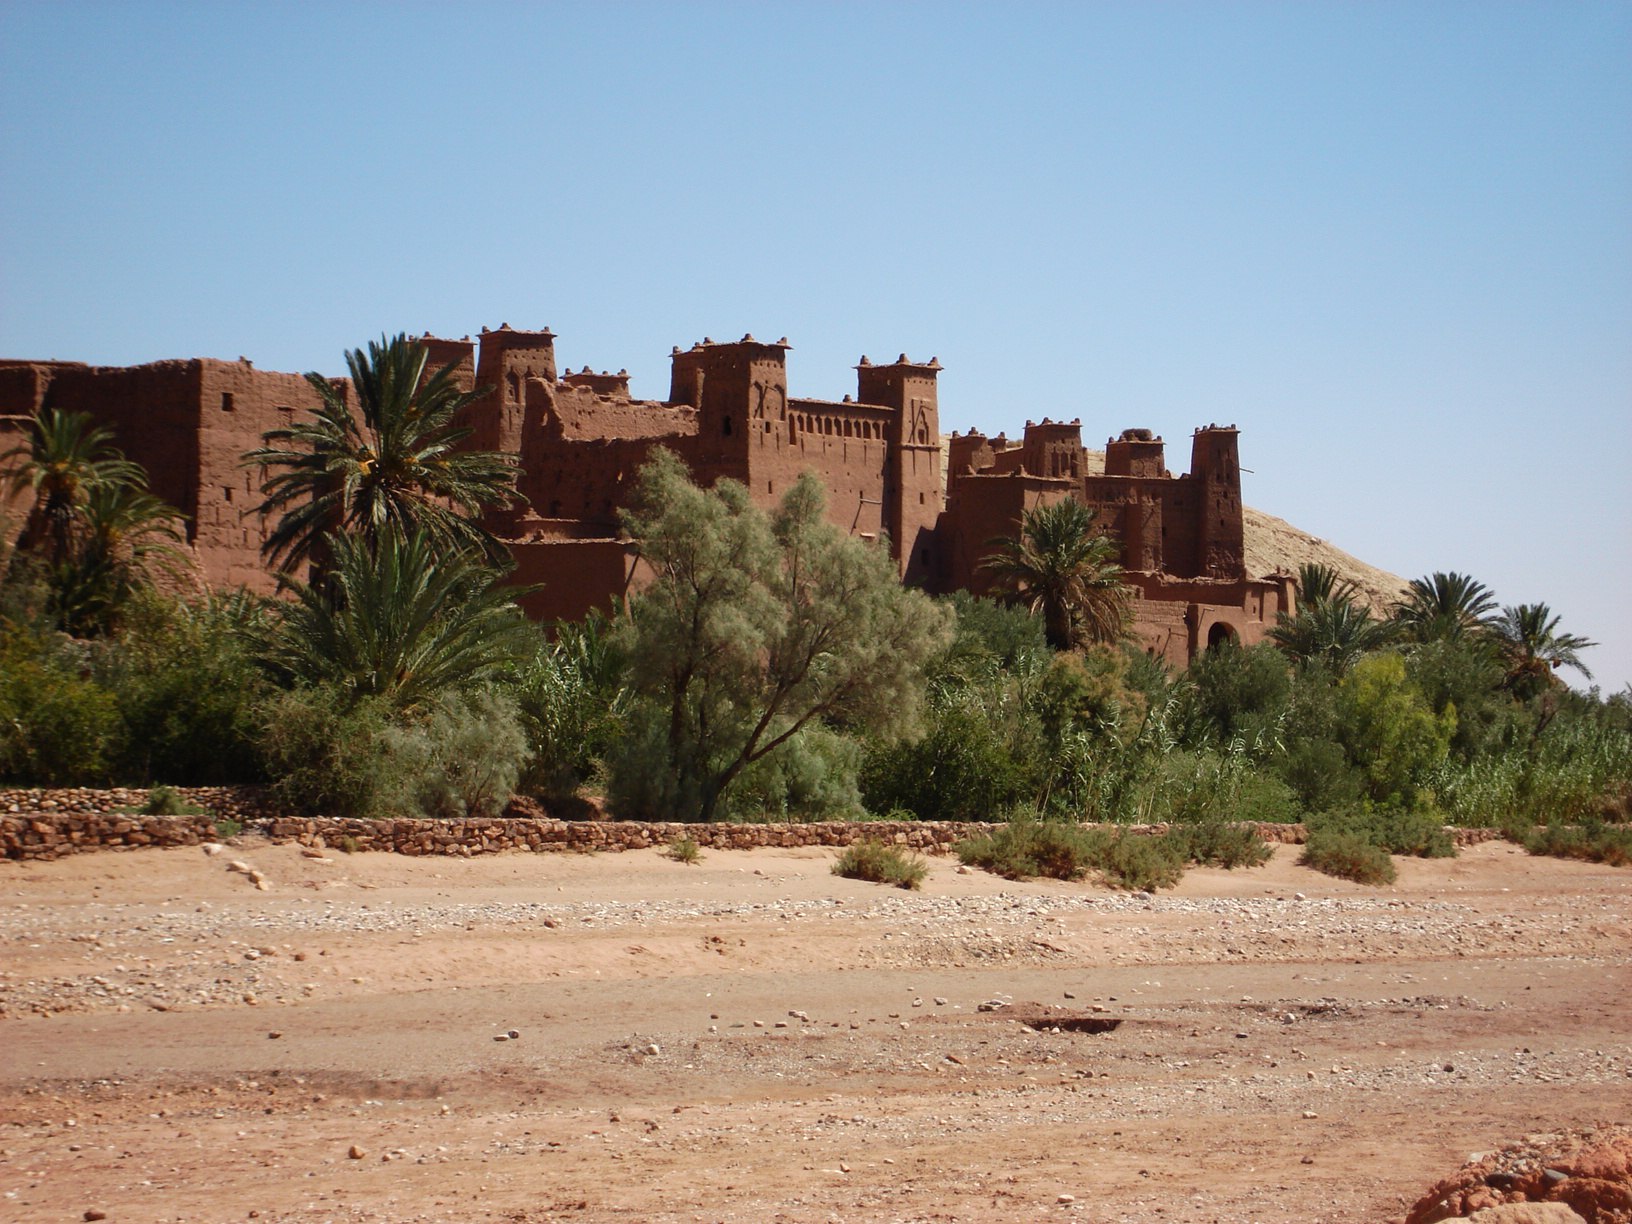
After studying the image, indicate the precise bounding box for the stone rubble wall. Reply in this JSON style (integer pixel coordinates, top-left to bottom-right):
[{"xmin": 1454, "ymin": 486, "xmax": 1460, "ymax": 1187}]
[{"xmin": 1, "ymin": 788, "xmax": 1504, "ymax": 861}]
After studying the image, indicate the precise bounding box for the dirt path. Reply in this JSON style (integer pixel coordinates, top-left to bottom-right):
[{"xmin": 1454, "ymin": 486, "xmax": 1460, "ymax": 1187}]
[{"xmin": 2, "ymin": 839, "xmax": 1628, "ymax": 1222}]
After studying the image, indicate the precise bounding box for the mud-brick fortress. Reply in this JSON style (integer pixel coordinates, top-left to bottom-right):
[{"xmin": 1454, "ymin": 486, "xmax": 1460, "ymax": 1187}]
[{"xmin": 0, "ymin": 325, "xmax": 1295, "ymax": 666}]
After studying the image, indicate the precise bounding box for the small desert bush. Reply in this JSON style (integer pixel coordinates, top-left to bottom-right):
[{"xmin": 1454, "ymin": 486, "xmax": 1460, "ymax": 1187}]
[
  {"xmin": 136, "ymin": 784, "xmax": 204, "ymax": 816},
  {"xmin": 1308, "ymin": 806, "xmax": 1454, "ymax": 858},
  {"xmin": 1100, "ymin": 830, "xmax": 1186, "ymax": 891},
  {"xmin": 1165, "ymin": 819, "xmax": 1273, "ymax": 869},
  {"xmin": 956, "ymin": 817, "xmax": 1194, "ymax": 890},
  {"xmin": 1299, "ymin": 828, "xmax": 1397, "ymax": 885},
  {"xmin": 665, "ymin": 835, "xmax": 701, "ymax": 864},
  {"xmin": 832, "ymin": 841, "xmax": 928, "ymax": 890},
  {"xmin": 213, "ymin": 817, "xmax": 243, "ymax": 839},
  {"xmin": 956, "ymin": 816, "xmax": 1107, "ymax": 881},
  {"xmin": 1521, "ymin": 818, "xmax": 1632, "ymax": 867}
]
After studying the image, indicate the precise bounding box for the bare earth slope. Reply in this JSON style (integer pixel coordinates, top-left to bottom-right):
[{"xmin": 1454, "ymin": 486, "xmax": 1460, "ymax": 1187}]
[
  {"xmin": 2, "ymin": 839, "xmax": 1628, "ymax": 1223},
  {"xmin": 1243, "ymin": 504, "xmax": 1409, "ymax": 613}
]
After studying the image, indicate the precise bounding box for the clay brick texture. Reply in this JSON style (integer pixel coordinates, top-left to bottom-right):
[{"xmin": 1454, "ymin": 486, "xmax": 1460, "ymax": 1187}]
[{"xmin": 1, "ymin": 327, "xmax": 1294, "ymax": 667}]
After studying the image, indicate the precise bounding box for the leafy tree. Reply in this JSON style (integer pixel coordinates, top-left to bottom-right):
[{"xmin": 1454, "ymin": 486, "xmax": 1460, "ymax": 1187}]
[
  {"xmin": 250, "ymin": 525, "xmax": 534, "ymax": 711},
  {"xmin": 980, "ymin": 498, "xmax": 1130, "ymax": 650},
  {"xmin": 1393, "ymin": 571, "xmax": 1499, "ymax": 643},
  {"xmin": 509, "ymin": 610, "xmax": 631, "ymax": 802},
  {"xmin": 96, "ymin": 590, "xmax": 270, "ymax": 784},
  {"xmin": 612, "ymin": 450, "xmax": 953, "ymax": 821},
  {"xmin": 246, "ymin": 333, "xmax": 521, "ymax": 575},
  {"xmin": 1170, "ymin": 641, "xmax": 1291, "ymax": 750},
  {"xmin": 1337, "ymin": 652, "xmax": 1456, "ymax": 807},
  {"xmin": 1493, "ymin": 602, "xmax": 1596, "ymax": 698},
  {"xmin": 0, "ymin": 623, "xmax": 122, "ymax": 784}
]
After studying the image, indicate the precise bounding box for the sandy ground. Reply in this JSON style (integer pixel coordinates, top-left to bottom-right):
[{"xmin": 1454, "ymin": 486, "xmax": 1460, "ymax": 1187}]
[{"xmin": 1, "ymin": 837, "xmax": 1628, "ymax": 1223}]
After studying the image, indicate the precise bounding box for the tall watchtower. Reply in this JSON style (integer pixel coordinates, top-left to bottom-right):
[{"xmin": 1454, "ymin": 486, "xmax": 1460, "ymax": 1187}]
[
  {"xmin": 1189, "ymin": 424, "xmax": 1245, "ymax": 579},
  {"xmin": 415, "ymin": 333, "xmax": 477, "ymax": 395},
  {"xmin": 668, "ymin": 335, "xmax": 790, "ymax": 476},
  {"xmin": 857, "ymin": 354, "xmax": 942, "ymax": 582},
  {"xmin": 472, "ymin": 324, "xmax": 558, "ymax": 454}
]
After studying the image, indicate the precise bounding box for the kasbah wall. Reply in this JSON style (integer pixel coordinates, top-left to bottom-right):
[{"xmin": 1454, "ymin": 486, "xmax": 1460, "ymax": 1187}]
[{"xmin": 0, "ymin": 325, "xmax": 1296, "ymax": 668}]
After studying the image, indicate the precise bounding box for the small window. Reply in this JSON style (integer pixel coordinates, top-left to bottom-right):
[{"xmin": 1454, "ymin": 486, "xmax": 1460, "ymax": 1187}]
[
  {"xmin": 223, "ymin": 486, "xmax": 234, "ymax": 503},
  {"xmin": 220, "ymin": 392, "xmax": 235, "ymax": 412},
  {"xmin": 722, "ymin": 415, "xmax": 733, "ymax": 437},
  {"xmin": 918, "ymin": 492, "xmax": 925, "ymax": 505}
]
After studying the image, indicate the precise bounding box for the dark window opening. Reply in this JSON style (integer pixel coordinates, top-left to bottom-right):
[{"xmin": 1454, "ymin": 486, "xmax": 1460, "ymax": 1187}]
[
  {"xmin": 220, "ymin": 392, "xmax": 235, "ymax": 412},
  {"xmin": 722, "ymin": 415, "xmax": 733, "ymax": 436},
  {"xmin": 223, "ymin": 486, "xmax": 234, "ymax": 503}
]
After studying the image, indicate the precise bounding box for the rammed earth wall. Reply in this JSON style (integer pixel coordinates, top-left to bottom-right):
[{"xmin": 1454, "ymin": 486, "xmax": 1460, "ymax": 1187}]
[{"xmin": 0, "ymin": 790, "xmax": 1505, "ymax": 861}]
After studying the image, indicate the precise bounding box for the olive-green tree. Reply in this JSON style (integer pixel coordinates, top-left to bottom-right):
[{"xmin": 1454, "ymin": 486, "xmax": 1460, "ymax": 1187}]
[{"xmin": 611, "ymin": 450, "xmax": 953, "ymax": 822}]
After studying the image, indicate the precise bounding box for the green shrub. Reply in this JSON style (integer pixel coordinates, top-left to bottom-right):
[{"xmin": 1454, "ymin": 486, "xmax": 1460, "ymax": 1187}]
[
  {"xmin": 832, "ymin": 841, "xmax": 928, "ymax": 890},
  {"xmin": 1523, "ymin": 818, "xmax": 1632, "ymax": 867},
  {"xmin": 137, "ymin": 785, "xmax": 203, "ymax": 816},
  {"xmin": 665, "ymin": 835, "xmax": 701, "ymax": 864},
  {"xmin": 956, "ymin": 815, "xmax": 1109, "ymax": 882},
  {"xmin": 255, "ymin": 686, "xmax": 400, "ymax": 818},
  {"xmin": 1308, "ymin": 806, "xmax": 1454, "ymax": 858},
  {"xmin": 1299, "ymin": 829, "xmax": 1397, "ymax": 885},
  {"xmin": 213, "ymin": 818, "xmax": 243, "ymax": 839},
  {"xmin": 1276, "ymin": 738, "xmax": 1362, "ymax": 813},
  {"xmin": 380, "ymin": 690, "xmax": 530, "ymax": 820},
  {"xmin": 0, "ymin": 627, "xmax": 122, "ymax": 784},
  {"xmin": 510, "ymin": 613, "xmax": 628, "ymax": 802},
  {"xmin": 1099, "ymin": 830, "xmax": 1187, "ymax": 891},
  {"xmin": 1337, "ymin": 653, "xmax": 1455, "ymax": 807},
  {"xmin": 1166, "ymin": 819, "xmax": 1273, "ymax": 869},
  {"xmin": 97, "ymin": 591, "xmax": 269, "ymax": 785},
  {"xmin": 731, "ymin": 724, "xmax": 865, "ymax": 821},
  {"xmin": 861, "ymin": 700, "xmax": 1034, "ymax": 821}
]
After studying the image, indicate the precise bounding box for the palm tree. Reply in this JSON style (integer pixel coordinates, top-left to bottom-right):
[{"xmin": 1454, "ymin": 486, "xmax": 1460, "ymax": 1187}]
[
  {"xmin": 1393, "ymin": 571, "xmax": 1499, "ymax": 643},
  {"xmin": 47, "ymin": 481, "xmax": 188, "ymax": 636},
  {"xmin": 1, "ymin": 409, "xmax": 144, "ymax": 566},
  {"xmin": 251, "ymin": 525, "xmax": 534, "ymax": 711},
  {"xmin": 245, "ymin": 334, "xmax": 522, "ymax": 575},
  {"xmin": 1493, "ymin": 603, "xmax": 1596, "ymax": 697},
  {"xmin": 1267, "ymin": 596, "xmax": 1395, "ymax": 674},
  {"xmin": 1292, "ymin": 562, "xmax": 1359, "ymax": 611},
  {"xmin": 980, "ymin": 499, "xmax": 1129, "ymax": 650},
  {"xmin": 1269, "ymin": 562, "xmax": 1393, "ymax": 674}
]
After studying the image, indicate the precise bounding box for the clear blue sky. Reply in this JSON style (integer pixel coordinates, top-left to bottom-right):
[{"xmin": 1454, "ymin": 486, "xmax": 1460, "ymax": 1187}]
[{"xmin": 3, "ymin": 2, "xmax": 1628, "ymax": 692}]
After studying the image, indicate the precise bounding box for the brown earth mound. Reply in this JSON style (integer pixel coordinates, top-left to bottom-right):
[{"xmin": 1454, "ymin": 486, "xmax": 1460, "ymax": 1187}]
[{"xmin": 1404, "ymin": 1125, "xmax": 1632, "ymax": 1223}]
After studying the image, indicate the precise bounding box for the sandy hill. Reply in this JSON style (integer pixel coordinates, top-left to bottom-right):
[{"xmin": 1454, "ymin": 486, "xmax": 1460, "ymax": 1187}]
[{"xmin": 1242, "ymin": 504, "xmax": 1407, "ymax": 614}]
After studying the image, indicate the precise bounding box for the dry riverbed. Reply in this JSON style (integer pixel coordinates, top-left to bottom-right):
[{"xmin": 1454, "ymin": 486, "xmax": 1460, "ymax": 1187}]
[{"xmin": 2, "ymin": 837, "xmax": 1628, "ymax": 1222}]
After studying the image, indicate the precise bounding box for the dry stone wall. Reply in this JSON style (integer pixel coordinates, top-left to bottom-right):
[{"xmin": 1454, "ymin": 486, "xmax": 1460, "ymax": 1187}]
[{"xmin": 1, "ymin": 788, "xmax": 1504, "ymax": 862}]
